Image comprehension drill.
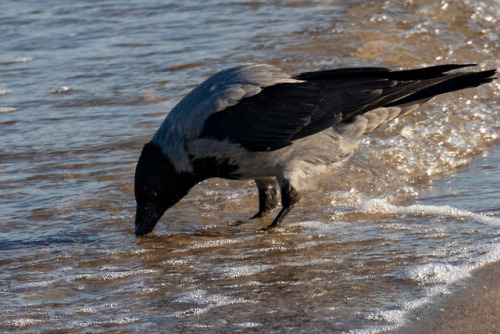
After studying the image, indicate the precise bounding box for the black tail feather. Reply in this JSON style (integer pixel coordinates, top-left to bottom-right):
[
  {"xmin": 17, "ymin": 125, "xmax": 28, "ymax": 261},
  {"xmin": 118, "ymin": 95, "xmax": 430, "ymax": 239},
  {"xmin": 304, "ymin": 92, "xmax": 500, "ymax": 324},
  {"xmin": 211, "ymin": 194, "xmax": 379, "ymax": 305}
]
[
  {"xmin": 336, "ymin": 65, "xmax": 496, "ymax": 120},
  {"xmin": 294, "ymin": 64, "xmax": 481, "ymax": 81},
  {"xmin": 386, "ymin": 69, "xmax": 497, "ymax": 107}
]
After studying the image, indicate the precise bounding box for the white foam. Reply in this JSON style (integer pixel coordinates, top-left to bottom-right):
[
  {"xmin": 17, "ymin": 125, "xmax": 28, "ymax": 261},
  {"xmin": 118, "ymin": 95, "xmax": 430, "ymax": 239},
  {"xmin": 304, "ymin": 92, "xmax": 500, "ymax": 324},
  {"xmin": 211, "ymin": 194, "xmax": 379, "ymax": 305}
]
[
  {"xmin": 359, "ymin": 242, "xmax": 500, "ymax": 333},
  {"xmin": 362, "ymin": 259, "xmax": 484, "ymax": 333},
  {"xmin": 69, "ymin": 269, "xmax": 157, "ymax": 281},
  {"xmin": 108, "ymin": 317, "xmax": 139, "ymax": 324},
  {"xmin": 290, "ymin": 220, "xmax": 346, "ymax": 229},
  {"xmin": 351, "ymin": 198, "xmax": 500, "ymax": 333},
  {"xmin": 281, "ymin": 258, "xmax": 334, "ymax": 267},
  {"xmin": 50, "ymin": 86, "xmax": 71, "ymax": 94},
  {"xmin": 74, "ymin": 307, "xmax": 97, "ymax": 314},
  {"xmin": 288, "ymin": 220, "xmax": 353, "ymax": 234},
  {"xmin": 367, "ymin": 309, "xmax": 405, "ymax": 324},
  {"xmin": 0, "ymin": 107, "xmax": 16, "ymax": 113},
  {"xmin": 0, "ymin": 57, "xmax": 33, "ymax": 65},
  {"xmin": 361, "ymin": 296, "xmax": 432, "ymax": 334},
  {"xmin": 169, "ymin": 306, "xmax": 212, "ymax": 317},
  {"xmin": 163, "ymin": 258, "xmax": 192, "ymax": 266},
  {"xmin": 71, "ymin": 317, "xmax": 139, "ymax": 327},
  {"xmin": 185, "ymin": 238, "xmax": 243, "ymax": 250},
  {"xmin": 359, "ymin": 198, "xmax": 500, "ymax": 227},
  {"xmin": 222, "ymin": 264, "xmax": 274, "ymax": 278},
  {"xmin": 4, "ymin": 318, "xmax": 44, "ymax": 328},
  {"xmin": 403, "ymin": 263, "xmax": 472, "ymax": 284},
  {"xmin": 236, "ymin": 322, "xmax": 262, "ymax": 328},
  {"xmin": 347, "ymin": 324, "xmax": 400, "ymax": 334},
  {"xmin": 169, "ymin": 289, "xmax": 256, "ymax": 318}
]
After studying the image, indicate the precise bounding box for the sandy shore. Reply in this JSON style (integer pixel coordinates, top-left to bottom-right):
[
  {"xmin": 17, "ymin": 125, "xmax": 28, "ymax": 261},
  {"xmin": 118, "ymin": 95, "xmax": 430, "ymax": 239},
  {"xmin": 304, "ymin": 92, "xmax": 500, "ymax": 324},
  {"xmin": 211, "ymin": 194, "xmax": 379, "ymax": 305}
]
[{"xmin": 392, "ymin": 260, "xmax": 500, "ymax": 334}]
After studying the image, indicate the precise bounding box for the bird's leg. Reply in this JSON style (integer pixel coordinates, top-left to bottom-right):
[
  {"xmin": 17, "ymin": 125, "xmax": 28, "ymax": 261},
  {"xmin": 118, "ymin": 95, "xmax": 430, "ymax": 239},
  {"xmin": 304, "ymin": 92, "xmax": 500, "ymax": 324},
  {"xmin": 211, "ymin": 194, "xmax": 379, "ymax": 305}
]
[
  {"xmin": 262, "ymin": 178, "xmax": 301, "ymax": 230},
  {"xmin": 251, "ymin": 178, "xmax": 279, "ymax": 219},
  {"xmin": 231, "ymin": 178, "xmax": 279, "ymax": 226}
]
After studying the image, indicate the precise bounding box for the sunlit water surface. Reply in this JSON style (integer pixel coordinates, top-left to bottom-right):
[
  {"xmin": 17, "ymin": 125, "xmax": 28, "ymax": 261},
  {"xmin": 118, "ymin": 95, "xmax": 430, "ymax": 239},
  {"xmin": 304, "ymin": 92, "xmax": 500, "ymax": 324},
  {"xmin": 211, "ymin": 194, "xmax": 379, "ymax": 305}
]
[{"xmin": 1, "ymin": 0, "xmax": 499, "ymax": 332}]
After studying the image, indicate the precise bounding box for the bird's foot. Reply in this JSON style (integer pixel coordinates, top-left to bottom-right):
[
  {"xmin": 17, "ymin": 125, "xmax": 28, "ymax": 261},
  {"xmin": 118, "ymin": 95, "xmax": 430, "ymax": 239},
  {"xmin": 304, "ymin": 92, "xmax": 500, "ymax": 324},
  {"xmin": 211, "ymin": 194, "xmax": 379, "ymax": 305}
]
[
  {"xmin": 229, "ymin": 211, "xmax": 267, "ymax": 227},
  {"xmin": 228, "ymin": 220, "xmax": 247, "ymax": 227},
  {"xmin": 258, "ymin": 218, "xmax": 281, "ymax": 231},
  {"xmin": 258, "ymin": 206, "xmax": 292, "ymax": 231},
  {"xmin": 258, "ymin": 224, "xmax": 276, "ymax": 231}
]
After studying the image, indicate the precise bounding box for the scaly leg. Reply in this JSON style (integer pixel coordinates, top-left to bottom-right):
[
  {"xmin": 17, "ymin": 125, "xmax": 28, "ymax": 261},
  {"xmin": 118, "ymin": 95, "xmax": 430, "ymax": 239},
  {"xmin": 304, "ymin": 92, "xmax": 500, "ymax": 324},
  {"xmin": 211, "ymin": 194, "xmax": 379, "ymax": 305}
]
[
  {"xmin": 231, "ymin": 178, "xmax": 279, "ymax": 226},
  {"xmin": 262, "ymin": 178, "xmax": 301, "ymax": 230},
  {"xmin": 251, "ymin": 178, "xmax": 279, "ymax": 218}
]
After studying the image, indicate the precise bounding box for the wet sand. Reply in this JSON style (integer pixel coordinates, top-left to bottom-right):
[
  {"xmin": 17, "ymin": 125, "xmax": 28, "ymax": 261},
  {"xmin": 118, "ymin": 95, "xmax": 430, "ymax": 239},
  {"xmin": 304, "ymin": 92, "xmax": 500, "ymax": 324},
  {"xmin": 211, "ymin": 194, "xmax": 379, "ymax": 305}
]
[{"xmin": 394, "ymin": 260, "xmax": 500, "ymax": 334}]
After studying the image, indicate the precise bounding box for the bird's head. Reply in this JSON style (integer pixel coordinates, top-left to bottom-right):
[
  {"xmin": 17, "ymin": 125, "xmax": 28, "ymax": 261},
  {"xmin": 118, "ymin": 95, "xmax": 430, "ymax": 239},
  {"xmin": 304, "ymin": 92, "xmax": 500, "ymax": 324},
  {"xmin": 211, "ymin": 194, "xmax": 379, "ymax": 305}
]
[{"xmin": 134, "ymin": 142, "xmax": 195, "ymax": 236}]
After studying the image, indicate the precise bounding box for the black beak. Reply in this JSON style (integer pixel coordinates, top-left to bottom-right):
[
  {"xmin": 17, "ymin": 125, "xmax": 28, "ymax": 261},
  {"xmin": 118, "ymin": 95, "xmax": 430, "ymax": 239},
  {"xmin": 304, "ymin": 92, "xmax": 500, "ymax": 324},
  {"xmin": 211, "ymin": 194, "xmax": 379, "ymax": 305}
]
[{"xmin": 134, "ymin": 202, "xmax": 167, "ymax": 236}]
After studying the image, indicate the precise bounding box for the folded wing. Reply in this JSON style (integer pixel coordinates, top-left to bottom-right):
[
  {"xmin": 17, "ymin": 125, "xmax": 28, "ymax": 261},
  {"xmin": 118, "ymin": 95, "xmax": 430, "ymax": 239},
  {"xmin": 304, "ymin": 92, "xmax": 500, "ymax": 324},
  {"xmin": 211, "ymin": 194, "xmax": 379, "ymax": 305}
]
[{"xmin": 200, "ymin": 65, "xmax": 496, "ymax": 152}]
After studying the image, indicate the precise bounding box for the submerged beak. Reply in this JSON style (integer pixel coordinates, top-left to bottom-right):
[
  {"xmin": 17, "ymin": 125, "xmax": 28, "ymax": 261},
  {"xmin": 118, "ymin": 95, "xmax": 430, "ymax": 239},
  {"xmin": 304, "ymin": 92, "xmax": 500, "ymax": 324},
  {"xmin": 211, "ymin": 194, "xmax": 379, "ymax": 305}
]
[{"xmin": 134, "ymin": 202, "xmax": 167, "ymax": 236}]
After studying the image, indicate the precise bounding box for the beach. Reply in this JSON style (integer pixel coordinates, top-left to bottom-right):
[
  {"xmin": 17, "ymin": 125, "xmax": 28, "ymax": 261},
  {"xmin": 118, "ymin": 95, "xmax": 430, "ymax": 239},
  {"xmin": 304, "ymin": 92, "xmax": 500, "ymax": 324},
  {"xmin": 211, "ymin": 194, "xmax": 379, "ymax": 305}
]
[
  {"xmin": 394, "ymin": 260, "xmax": 500, "ymax": 333},
  {"xmin": 1, "ymin": 1, "xmax": 499, "ymax": 332}
]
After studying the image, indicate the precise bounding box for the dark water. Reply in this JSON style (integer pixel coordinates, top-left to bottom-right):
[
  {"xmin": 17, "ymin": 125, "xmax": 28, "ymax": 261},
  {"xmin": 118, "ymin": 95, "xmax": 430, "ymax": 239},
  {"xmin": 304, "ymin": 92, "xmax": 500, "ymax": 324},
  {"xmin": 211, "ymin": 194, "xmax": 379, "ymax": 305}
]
[{"xmin": 1, "ymin": 0, "xmax": 499, "ymax": 332}]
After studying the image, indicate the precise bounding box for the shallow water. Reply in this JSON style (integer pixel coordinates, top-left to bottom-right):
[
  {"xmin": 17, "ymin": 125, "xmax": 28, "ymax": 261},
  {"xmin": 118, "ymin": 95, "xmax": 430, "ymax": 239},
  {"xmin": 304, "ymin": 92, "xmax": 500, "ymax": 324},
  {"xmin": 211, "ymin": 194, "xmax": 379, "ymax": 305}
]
[{"xmin": 1, "ymin": 0, "xmax": 499, "ymax": 332}]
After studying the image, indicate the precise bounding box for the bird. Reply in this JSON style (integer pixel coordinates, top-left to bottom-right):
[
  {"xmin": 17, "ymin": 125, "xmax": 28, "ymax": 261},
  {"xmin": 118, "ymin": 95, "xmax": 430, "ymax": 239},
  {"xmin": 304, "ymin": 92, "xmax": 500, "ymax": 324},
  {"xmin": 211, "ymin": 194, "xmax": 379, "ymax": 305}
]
[{"xmin": 134, "ymin": 63, "xmax": 496, "ymax": 236}]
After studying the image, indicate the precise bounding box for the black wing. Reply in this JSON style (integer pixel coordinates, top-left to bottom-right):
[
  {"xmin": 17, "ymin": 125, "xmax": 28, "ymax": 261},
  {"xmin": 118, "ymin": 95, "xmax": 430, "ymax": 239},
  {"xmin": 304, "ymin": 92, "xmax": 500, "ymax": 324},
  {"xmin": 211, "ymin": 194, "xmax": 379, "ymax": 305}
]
[{"xmin": 200, "ymin": 65, "xmax": 495, "ymax": 152}]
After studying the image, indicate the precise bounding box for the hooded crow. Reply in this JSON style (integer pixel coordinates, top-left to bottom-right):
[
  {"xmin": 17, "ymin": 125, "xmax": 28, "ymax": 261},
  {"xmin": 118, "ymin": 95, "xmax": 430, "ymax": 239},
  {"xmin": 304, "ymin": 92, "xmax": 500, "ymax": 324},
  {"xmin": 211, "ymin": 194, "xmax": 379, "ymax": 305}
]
[{"xmin": 134, "ymin": 63, "xmax": 496, "ymax": 236}]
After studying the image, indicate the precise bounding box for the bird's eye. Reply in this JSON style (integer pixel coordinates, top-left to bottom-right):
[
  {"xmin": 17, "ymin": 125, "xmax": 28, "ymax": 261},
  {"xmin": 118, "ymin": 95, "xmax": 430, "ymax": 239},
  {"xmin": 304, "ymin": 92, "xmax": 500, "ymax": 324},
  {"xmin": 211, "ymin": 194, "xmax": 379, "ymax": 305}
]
[{"xmin": 151, "ymin": 191, "xmax": 158, "ymax": 198}]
